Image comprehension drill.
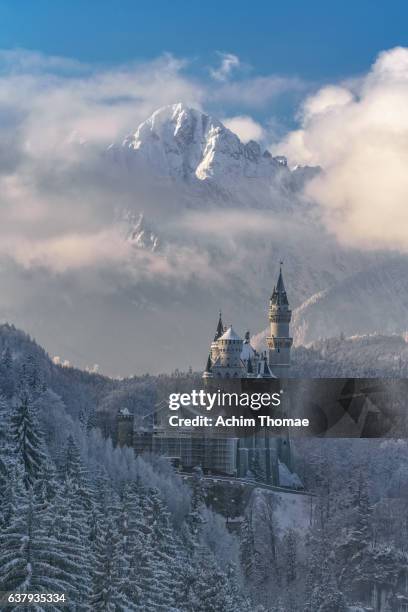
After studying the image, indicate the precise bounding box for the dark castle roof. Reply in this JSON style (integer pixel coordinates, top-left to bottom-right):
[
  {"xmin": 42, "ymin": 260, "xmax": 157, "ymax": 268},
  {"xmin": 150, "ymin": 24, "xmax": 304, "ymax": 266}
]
[
  {"xmin": 271, "ymin": 266, "xmax": 289, "ymax": 306},
  {"xmin": 214, "ymin": 311, "xmax": 224, "ymax": 341}
]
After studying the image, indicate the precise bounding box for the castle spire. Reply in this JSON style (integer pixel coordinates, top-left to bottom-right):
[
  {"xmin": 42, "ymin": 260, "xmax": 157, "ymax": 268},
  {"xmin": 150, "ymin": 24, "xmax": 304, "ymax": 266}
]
[
  {"xmin": 271, "ymin": 261, "xmax": 288, "ymax": 306},
  {"xmin": 214, "ymin": 310, "xmax": 224, "ymax": 341},
  {"xmin": 267, "ymin": 262, "xmax": 293, "ymax": 377}
]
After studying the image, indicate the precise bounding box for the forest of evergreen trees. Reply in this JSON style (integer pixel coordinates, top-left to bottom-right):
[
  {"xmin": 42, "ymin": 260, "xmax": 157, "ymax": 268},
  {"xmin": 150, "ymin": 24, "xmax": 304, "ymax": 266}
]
[{"xmin": 1, "ymin": 324, "xmax": 408, "ymax": 611}]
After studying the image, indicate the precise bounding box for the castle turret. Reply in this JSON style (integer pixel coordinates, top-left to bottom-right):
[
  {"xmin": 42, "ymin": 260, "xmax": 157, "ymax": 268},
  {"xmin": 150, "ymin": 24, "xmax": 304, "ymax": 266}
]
[
  {"xmin": 212, "ymin": 326, "xmax": 246, "ymax": 378},
  {"xmin": 267, "ymin": 264, "xmax": 293, "ymax": 377},
  {"xmin": 117, "ymin": 407, "xmax": 134, "ymax": 447}
]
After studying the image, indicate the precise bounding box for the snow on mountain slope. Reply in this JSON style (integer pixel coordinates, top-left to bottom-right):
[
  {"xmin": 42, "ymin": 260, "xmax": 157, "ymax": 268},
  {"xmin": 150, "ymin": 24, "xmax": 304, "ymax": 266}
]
[
  {"xmin": 120, "ymin": 211, "xmax": 159, "ymax": 251},
  {"xmin": 107, "ymin": 103, "xmax": 318, "ymax": 212},
  {"xmin": 292, "ymin": 333, "xmax": 408, "ymax": 377},
  {"xmin": 251, "ymin": 254, "xmax": 408, "ymax": 358},
  {"xmin": 292, "ymin": 256, "xmax": 408, "ymax": 345},
  {"xmin": 117, "ymin": 103, "xmax": 287, "ymax": 181}
]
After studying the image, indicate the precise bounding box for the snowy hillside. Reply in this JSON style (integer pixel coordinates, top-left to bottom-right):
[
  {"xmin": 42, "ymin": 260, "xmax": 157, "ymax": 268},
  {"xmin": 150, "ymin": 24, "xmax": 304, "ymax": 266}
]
[
  {"xmin": 292, "ymin": 256, "xmax": 408, "ymax": 346},
  {"xmin": 2, "ymin": 323, "xmax": 408, "ymax": 610},
  {"xmin": 292, "ymin": 333, "xmax": 408, "ymax": 377}
]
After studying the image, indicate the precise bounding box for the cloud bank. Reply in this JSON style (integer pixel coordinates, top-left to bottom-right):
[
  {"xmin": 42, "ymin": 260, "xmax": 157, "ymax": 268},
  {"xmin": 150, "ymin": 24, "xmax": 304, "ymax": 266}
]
[
  {"xmin": 223, "ymin": 115, "xmax": 265, "ymax": 142},
  {"xmin": 0, "ymin": 48, "xmax": 303, "ymax": 280},
  {"xmin": 274, "ymin": 47, "xmax": 408, "ymax": 252}
]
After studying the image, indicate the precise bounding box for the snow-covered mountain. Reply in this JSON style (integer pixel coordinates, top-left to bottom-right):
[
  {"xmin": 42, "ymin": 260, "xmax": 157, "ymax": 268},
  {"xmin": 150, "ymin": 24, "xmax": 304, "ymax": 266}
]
[
  {"xmin": 120, "ymin": 211, "xmax": 160, "ymax": 252},
  {"xmin": 107, "ymin": 103, "xmax": 318, "ymax": 211},
  {"xmin": 292, "ymin": 256, "xmax": 408, "ymax": 346},
  {"xmin": 118, "ymin": 102, "xmax": 287, "ymax": 181}
]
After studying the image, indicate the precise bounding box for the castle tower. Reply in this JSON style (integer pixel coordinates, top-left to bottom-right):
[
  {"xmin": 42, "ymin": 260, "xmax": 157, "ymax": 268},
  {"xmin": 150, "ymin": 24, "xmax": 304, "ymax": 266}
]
[
  {"xmin": 117, "ymin": 407, "xmax": 134, "ymax": 447},
  {"xmin": 212, "ymin": 326, "xmax": 246, "ymax": 378},
  {"xmin": 267, "ymin": 264, "xmax": 293, "ymax": 378}
]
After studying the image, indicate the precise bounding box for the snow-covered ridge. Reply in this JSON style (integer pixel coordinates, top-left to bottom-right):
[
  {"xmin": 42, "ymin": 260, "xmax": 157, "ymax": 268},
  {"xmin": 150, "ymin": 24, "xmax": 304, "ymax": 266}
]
[
  {"xmin": 110, "ymin": 103, "xmax": 314, "ymax": 184},
  {"xmin": 120, "ymin": 211, "xmax": 159, "ymax": 252}
]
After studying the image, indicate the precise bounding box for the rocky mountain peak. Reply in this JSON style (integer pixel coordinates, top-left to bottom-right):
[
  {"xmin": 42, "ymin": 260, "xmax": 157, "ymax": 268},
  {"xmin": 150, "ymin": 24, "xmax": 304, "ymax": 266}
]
[{"xmin": 118, "ymin": 103, "xmax": 287, "ymax": 182}]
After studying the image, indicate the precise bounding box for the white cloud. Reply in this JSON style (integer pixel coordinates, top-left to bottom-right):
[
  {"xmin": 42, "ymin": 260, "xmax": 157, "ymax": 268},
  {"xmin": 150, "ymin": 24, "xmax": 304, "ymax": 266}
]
[
  {"xmin": 0, "ymin": 49, "xmax": 211, "ymax": 277},
  {"xmin": 210, "ymin": 52, "xmax": 240, "ymax": 82},
  {"xmin": 0, "ymin": 51, "xmax": 203, "ymax": 159},
  {"xmin": 0, "ymin": 47, "xmax": 305, "ymax": 282},
  {"xmin": 223, "ymin": 115, "xmax": 264, "ymax": 142},
  {"xmin": 274, "ymin": 47, "xmax": 408, "ymax": 252}
]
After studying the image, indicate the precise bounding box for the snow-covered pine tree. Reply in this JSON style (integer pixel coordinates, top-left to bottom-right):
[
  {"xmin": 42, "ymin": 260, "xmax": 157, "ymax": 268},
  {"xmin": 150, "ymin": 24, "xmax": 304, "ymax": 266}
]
[
  {"xmin": 0, "ymin": 346, "xmax": 15, "ymax": 397},
  {"xmin": 18, "ymin": 352, "xmax": 45, "ymax": 399},
  {"xmin": 240, "ymin": 514, "xmax": 256, "ymax": 582},
  {"xmin": 116, "ymin": 483, "xmax": 144, "ymax": 607},
  {"xmin": 44, "ymin": 478, "xmax": 93, "ymax": 608},
  {"xmin": 149, "ymin": 488, "xmax": 185, "ymax": 609},
  {"xmin": 310, "ymin": 557, "xmax": 347, "ymax": 612},
  {"xmin": 191, "ymin": 548, "xmax": 244, "ymax": 612},
  {"xmin": 91, "ymin": 510, "xmax": 136, "ymax": 611},
  {"xmin": 183, "ymin": 466, "xmax": 207, "ymax": 548},
  {"xmin": 11, "ymin": 388, "xmax": 47, "ymax": 489},
  {"xmin": 284, "ymin": 528, "xmax": 298, "ymax": 584},
  {"xmin": 335, "ymin": 472, "xmax": 372, "ymax": 598},
  {"xmin": 0, "ymin": 393, "xmax": 13, "ymax": 456},
  {"xmin": 126, "ymin": 486, "xmax": 179, "ymax": 611},
  {"xmin": 0, "ymin": 394, "xmax": 14, "ymax": 525},
  {"xmin": 304, "ymin": 513, "xmax": 329, "ymax": 611},
  {"xmin": 60, "ymin": 434, "xmax": 94, "ymax": 511},
  {"xmin": 0, "ymin": 478, "xmax": 75, "ymax": 610}
]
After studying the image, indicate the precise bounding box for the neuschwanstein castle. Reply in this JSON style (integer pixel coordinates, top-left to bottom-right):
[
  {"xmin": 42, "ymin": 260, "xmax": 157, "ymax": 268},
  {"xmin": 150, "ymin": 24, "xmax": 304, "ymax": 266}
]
[
  {"xmin": 203, "ymin": 265, "xmax": 293, "ymax": 380},
  {"xmin": 115, "ymin": 265, "xmax": 302, "ymax": 488}
]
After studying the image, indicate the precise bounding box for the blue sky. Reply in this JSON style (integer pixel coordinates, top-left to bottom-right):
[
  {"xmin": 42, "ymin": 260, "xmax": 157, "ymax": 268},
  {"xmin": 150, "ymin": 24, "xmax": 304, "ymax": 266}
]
[
  {"xmin": 0, "ymin": 0, "xmax": 407, "ymax": 79},
  {"xmin": 1, "ymin": 0, "xmax": 406, "ymax": 137}
]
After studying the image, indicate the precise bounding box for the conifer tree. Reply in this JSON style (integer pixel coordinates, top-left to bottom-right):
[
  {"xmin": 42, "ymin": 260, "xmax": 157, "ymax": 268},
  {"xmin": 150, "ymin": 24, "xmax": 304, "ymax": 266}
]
[
  {"xmin": 183, "ymin": 466, "xmax": 207, "ymax": 549},
  {"xmin": 116, "ymin": 483, "xmax": 143, "ymax": 607},
  {"xmin": 0, "ymin": 346, "xmax": 14, "ymax": 397},
  {"xmin": 0, "ymin": 394, "xmax": 13, "ymax": 525},
  {"xmin": 310, "ymin": 558, "xmax": 347, "ymax": 612},
  {"xmin": 284, "ymin": 528, "xmax": 298, "ymax": 585},
  {"xmin": 11, "ymin": 388, "xmax": 47, "ymax": 489},
  {"xmin": 240, "ymin": 515, "xmax": 256, "ymax": 581},
  {"xmin": 149, "ymin": 488, "xmax": 185, "ymax": 609},
  {"xmin": 45, "ymin": 479, "xmax": 92, "ymax": 607},
  {"xmin": 91, "ymin": 511, "xmax": 135, "ymax": 611},
  {"xmin": 192, "ymin": 549, "xmax": 242, "ymax": 612},
  {"xmin": 336, "ymin": 472, "xmax": 372, "ymax": 594},
  {"xmin": 0, "ymin": 479, "xmax": 75, "ymax": 609}
]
